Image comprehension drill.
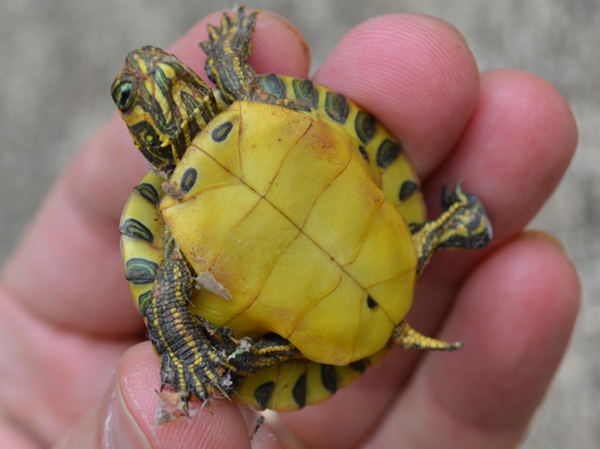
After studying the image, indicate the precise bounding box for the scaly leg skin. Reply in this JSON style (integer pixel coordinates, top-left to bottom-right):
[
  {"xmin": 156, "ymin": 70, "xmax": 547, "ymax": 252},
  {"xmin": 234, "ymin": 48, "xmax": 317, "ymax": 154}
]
[
  {"xmin": 411, "ymin": 182, "xmax": 492, "ymax": 276},
  {"xmin": 143, "ymin": 241, "xmax": 235, "ymax": 411},
  {"xmin": 228, "ymin": 333, "xmax": 303, "ymax": 378},
  {"xmin": 200, "ymin": 6, "xmax": 286, "ymax": 105},
  {"xmin": 194, "ymin": 316, "xmax": 303, "ymax": 379},
  {"xmin": 391, "ymin": 321, "xmax": 462, "ymax": 351},
  {"xmin": 391, "ymin": 183, "xmax": 492, "ymax": 351}
]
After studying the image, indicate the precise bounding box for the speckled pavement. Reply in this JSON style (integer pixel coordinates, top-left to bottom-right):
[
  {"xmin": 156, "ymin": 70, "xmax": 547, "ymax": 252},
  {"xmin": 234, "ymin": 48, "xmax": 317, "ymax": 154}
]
[{"xmin": 0, "ymin": 1, "xmax": 598, "ymax": 447}]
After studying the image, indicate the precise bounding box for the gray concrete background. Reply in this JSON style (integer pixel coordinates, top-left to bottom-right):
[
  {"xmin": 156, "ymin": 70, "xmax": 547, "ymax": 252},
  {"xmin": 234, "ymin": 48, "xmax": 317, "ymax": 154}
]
[{"xmin": 0, "ymin": 0, "xmax": 598, "ymax": 447}]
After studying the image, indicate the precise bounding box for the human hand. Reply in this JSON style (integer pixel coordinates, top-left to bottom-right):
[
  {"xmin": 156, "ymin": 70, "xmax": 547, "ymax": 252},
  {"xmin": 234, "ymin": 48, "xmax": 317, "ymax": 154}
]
[{"xmin": 0, "ymin": 9, "xmax": 579, "ymax": 449}]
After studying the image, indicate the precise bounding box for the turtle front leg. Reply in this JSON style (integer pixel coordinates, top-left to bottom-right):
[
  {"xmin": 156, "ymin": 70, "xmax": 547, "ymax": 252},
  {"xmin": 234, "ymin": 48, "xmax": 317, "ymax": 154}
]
[
  {"xmin": 143, "ymin": 242, "xmax": 235, "ymax": 406},
  {"xmin": 200, "ymin": 6, "xmax": 258, "ymax": 103},
  {"xmin": 200, "ymin": 6, "xmax": 284, "ymax": 105}
]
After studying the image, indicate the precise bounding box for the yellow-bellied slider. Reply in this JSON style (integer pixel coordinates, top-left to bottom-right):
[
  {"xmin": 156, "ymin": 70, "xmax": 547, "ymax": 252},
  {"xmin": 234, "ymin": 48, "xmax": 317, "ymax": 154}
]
[{"xmin": 112, "ymin": 6, "xmax": 492, "ymax": 412}]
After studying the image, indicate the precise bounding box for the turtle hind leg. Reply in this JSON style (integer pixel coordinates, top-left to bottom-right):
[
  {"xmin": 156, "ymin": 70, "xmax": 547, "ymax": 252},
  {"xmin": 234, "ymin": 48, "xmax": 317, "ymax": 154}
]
[
  {"xmin": 230, "ymin": 333, "xmax": 303, "ymax": 377},
  {"xmin": 391, "ymin": 321, "xmax": 462, "ymax": 351},
  {"xmin": 189, "ymin": 315, "xmax": 302, "ymax": 380},
  {"xmin": 206, "ymin": 329, "xmax": 303, "ymax": 378},
  {"xmin": 145, "ymin": 242, "xmax": 236, "ymax": 406},
  {"xmin": 412, "ymin": 183, "xmax": 492, "ymax": 276}
]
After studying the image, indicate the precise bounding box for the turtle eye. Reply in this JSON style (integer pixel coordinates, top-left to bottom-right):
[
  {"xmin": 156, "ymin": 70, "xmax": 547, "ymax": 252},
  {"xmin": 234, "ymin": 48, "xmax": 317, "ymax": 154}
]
[{"xmin": 111, "ymin": 80, "xmax": 135, "ymax": 111}]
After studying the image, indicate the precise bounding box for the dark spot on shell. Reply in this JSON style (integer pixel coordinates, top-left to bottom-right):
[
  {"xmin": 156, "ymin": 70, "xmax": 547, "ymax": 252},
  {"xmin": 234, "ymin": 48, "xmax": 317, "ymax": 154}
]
[
  {"xmin": 292, "ymin": 79, "xmax": 318, "ymax": 108},
  {"xmin": 125, "ymin": 258, "xmax": 158, "ymax": 284},
  {"xmin": 399, "ymin": 180, "xmax": 419, "ymax": 202},
  {"xmin": 134, "ymin": 182, "xmax": 160, "ymax": 205},
  {"xmin": 320, "ymin": 365, "xmax": 337, "ymax": 394},
  {"xmin": 367, "ymin": 296, "xmax": 378, "ymax": 309},
  {"xmin": 325, "ymin": 91, "xmax": 349, "ymax": 124},
  {"xmin": 358, "ymin": 145, "xmax": 370, "ymax": 163},
  {"xmin": 376, "ymin": 139, "xmax": 402, "ymax": 168},
  {"xmin": 355, "ymin": 111, "xmax": 376, "ymax": 144},
  {"xmin": 120, "ymin": 218, "xmax": 154, "ymax": 243},
  {"xmin": 259, "ymin": 74, "xmax": 286, "ymax": 99},
  {"xmin": 254, "ymin": 381, "xmax": 275, "ymax": 410},
  {"xmin": 211, "ymin": 121, "xmax": 234, "ymax": 142},
  {"xmin": 349, "ymin": 360, "xmax": 366, "ymax": 373},
  {"xmin": 180, "ymin": 167, "xmax": 198, "ymax": 194},
  {"xmin": 137, "ymin": 290, "xmax": 153, "ymax": 316},
  {"xmin": 287, "ymin": 102, "xmax": 312, "ymax": 113},
  {"xmin": 292, "ymin": 373, "xmax": 307, "ymax": 408}
]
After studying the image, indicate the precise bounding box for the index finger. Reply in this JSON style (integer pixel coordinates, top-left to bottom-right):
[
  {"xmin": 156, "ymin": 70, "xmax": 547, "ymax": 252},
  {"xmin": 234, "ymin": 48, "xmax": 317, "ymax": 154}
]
[{"xmin": 313, "ymin": 13, "xmax": 480, "ymax": 178}]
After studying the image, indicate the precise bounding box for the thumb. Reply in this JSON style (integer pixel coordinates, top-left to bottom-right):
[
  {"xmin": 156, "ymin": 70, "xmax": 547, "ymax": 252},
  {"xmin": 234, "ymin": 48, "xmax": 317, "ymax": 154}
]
[{"xmin": 54, "ymin": 342, "xmax": 253, "ymax": 449}]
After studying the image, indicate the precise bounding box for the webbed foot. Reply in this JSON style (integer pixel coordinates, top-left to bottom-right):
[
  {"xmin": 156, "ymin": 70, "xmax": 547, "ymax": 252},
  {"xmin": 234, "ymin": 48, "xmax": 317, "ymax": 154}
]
[
  {"xmin": 200, "ymin": 6, "xmax": 284, "ymax": 105},
  {"xmin": 411, "ymin": 183, "xmax": 492, "ymax": 275}
]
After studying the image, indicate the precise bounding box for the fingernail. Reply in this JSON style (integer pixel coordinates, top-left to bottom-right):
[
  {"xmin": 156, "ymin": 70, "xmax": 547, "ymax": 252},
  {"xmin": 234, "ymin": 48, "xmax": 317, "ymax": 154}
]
[{"xmin": 103, "ymin": 381, "xmax": 152, "ymax": 449}]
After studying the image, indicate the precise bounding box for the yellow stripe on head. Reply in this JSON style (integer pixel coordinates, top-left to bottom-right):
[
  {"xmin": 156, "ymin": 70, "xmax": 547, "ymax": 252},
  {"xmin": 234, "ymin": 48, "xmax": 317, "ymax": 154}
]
[{"xmin": 111, "ymin": 46, "xmax": 222, "ymax": 173}]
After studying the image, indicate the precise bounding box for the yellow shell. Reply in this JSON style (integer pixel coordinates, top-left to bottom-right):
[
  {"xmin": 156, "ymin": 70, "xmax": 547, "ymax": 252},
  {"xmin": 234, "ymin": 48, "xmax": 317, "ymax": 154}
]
[{"xmin": 161, "ymin": 101, "xmax": 418, "ymax": 366}]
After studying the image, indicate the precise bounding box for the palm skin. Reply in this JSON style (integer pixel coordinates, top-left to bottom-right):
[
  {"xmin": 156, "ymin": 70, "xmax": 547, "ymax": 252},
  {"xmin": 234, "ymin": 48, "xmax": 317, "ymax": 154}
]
[{"xmin": 0, "ymin": 9, "xmax": 579, "ymax": 449}]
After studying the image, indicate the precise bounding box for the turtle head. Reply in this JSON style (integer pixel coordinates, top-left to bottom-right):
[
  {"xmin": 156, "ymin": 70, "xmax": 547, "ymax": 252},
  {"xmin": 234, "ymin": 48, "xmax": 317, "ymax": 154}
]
[{"xmin": 111, "ymin": 46, "xmax": 222, "ymax": 173}]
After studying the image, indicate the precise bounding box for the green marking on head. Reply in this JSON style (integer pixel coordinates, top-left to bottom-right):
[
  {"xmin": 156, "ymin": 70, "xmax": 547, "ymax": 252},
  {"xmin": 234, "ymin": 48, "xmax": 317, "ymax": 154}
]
[{"xmin": 111, "ymin": 46, "xmax": 221, "ymax": 173}]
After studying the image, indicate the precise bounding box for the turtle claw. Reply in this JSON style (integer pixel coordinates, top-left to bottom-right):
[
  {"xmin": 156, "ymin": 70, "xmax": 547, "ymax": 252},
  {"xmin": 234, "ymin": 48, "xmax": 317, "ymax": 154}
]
[
  {"xmin": 158, "ymin": 343, "xmax": 234, "ymax": 407},
  {"xmin": 154, "ymin": 389, "xmax": 191, "ymax": 426}
]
